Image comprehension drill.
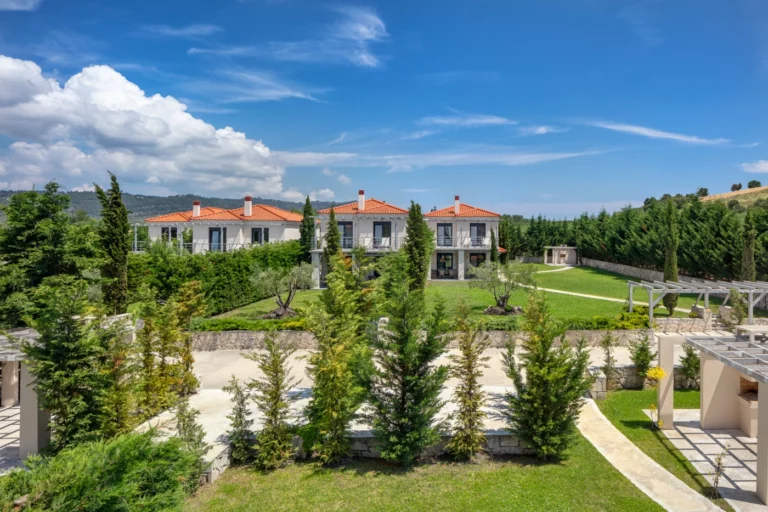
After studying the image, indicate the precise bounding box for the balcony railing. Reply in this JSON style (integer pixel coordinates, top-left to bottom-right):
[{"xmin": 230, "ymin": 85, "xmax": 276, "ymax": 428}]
[
  {"xmin": 432, "ymin": 236, "xmax": 491, "ymax": 248},
  {"xmin": 133, "ymin": 240, "xmax": 277, "ymax": 254},
  {"xmin": 311, "ymin": 236, "xmax": 403, "ymax": 251},
  {"xmin": 436, "ymin": 236, "xmax": 453, "ymax": 247}
]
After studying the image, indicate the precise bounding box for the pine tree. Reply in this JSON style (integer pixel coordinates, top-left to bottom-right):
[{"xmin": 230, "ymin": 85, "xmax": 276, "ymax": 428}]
[
  {"xmin": 323, "ymin": 208, "xmax": 341, "ymax": 266},
  {"xmin": 173, "ymin": 281, "xmax": 206, "ymax": 396},
  {"xmin": 403, "ymin": 201, "xmax": 432, "ymax": 290},
  {"xmin": 247, "ymin": 332, "xmax": 299, "ymax": 470},
  {"xmin": 175, "ymin": 396, "xmax": 210, "ymax": 491},
  {"xmin": 490, "ymin": 229, "xmax": 498, "ymax": 263},
  {"xmin": 95, "ymin": 172, "xmax": 130, "ymax": 315},
  {"xmin": 661, "ymin": 199, "xmax": 680, "ymax": 315},
  {"xmin": 499, "ymin": 220, "xmax": 509, "ymax": 264},
  {"xmin": 22, "ymin": 278, "xmax": 110, "ymax": 450},
  {"xmin": 98, "ymin": 315, "xmax": 138, "ymax": 438},
  {"xmin": 445, "ymin": 302, "xmax": 491, "ymax": 461},
  {"xmin": 367, "ymin": 252, "xmax": 450, "ymax": 465},
  {"xmin": 299, "ymin": 195, "xmax": 315, "ymax": 263},
  {"xmin": 223, "ymin": 376, "xmax": 254, "ymax": 465},
  {"xmin": 743, "ymin": 210, "xmax": 757, "ymax": 281},
  {"xmin": 503, "ymin": 291, "xmax": 592, "ymax": 460}
]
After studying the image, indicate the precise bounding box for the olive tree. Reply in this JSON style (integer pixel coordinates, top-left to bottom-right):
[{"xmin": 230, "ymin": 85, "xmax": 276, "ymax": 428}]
[
  {"xmin": 467, "ymin": 262, "xmax": 536, "ymax": 310},
  {"xmin": 252, "ymin": 263, "xmax": 314, "ymax": 318}
]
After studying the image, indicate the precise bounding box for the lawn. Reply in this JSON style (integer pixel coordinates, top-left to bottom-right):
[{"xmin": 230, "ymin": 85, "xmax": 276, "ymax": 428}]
[
  {"xmin": 597, "ymin": 389, "xmax": 732, "ymax": 511},
  {"xmin": 535, "ymin": 267, "xmax": 723, "ymax": 315},
  {"xmin": 186, "ymin": 434, "xmax": 663, "ymax": 512},
  {"xmin": 215, "ymin": 290, "xmax": 324, "ymax": 320}
]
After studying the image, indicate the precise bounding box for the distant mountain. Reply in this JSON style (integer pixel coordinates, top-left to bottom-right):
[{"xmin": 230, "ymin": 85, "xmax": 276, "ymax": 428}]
[{"xmin": 0, "ymin": 191, "xmax": 345, "ymax": 222}]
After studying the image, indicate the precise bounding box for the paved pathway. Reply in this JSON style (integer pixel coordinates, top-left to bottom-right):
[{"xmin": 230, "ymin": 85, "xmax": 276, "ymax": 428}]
[
  {"xmin": 578, "ymin": 398, "xmax": 720, "ymax": 512},
  {"xmin": 529, "ymin": 285, "xmax": 693, "ymax": 314},
  {"xmin": 534, "ymin": 266, "xmax": 575, "ymax": 274}
]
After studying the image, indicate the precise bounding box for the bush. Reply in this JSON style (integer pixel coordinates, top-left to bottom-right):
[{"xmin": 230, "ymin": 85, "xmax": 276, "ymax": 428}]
[
  {"xmin": 681, "ymin": 344, "xmax": 700, "ymax": 389},
  {"xmin": 629, "ymin": 335, "xmax": 656, "ymax": 380},
  {"xmin": 128, "ymin": 240, "xmax": 304, "ymax": 316},
  {"xmin": 190, "ymin": 317, "xmax": 307, "ymax": 332},
  {"xmin": 0, "ymin": 432, "xmax": 198, "ymax": 512}
]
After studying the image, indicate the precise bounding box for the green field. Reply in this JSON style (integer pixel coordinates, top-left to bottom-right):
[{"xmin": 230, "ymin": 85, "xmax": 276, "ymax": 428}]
[
  {"xmin": 185, "ymin": 434, "xmax": 662, "ymax": 512},
  {"xmin": 215, "ymin": 290, "xmax": 324, "ymax": 320},
  {"xmin": 597, "ymin": 390, "xmax": 732, "ymax": 511}
]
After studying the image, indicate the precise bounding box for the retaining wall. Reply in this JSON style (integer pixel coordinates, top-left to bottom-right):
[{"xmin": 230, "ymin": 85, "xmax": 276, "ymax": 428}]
[{"xmin": 588, "ymin": 364, "xmax": 698, "ymax": 400}]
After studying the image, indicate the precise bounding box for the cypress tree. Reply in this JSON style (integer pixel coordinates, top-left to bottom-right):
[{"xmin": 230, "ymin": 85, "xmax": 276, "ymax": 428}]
[
  {"xmin": 95, "ymin": 172, "xmax": 130, "ymax": 315},
  {"xmin": 490, "ymin": 229, "xmax": 498, "ymax": 263},
  {"xmin": 323, "ymin": 208, "xmax": 341, "ymax": 265},
  {"xmin": 299, "ymin": 195, "xmax": 315, "ymax": 263},
  {"xmin": 743, "ymin": 210, "xmax": 757, "ymax": 281},
  {"xmin": 223, "ymin": 376, "xmax": 254, "ymax": 465},
  {"xmin": 367, "ymin": 252, "xmax": 450, "ymax": 465},
  {"xmin": 661, "ymin": 199, "xmax": 679, "ymax": 315},
  {"xmin": 403, "ymin": 201, "xmax": 431, "ymax": 290}
]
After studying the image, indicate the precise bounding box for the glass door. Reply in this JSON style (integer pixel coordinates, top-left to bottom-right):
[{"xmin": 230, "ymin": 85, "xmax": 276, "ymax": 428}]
[
  {"xmin": 373, "ymin": 222, "xmax": 391, "ymax": 248},
  {"xmin": 437, "ymin": 223, "xmax": 452, "ymax": 247},
  {"xmin": 437, "ymin": 253, "xmax": 454, "ymax": 278},
  {"xmin": 470, "ymin": 223, "xmax": 486, "ymax": 247},
  {"xmin": 339, "ymin": 222, "xmax": 353, "ymax": 249},
  {"xmin": 209, "ymin": 227, "xmax": 226, "ymax": 252},
  {"xmin": 252, "ymin": 228, "xmax": 262, "ymax": 245}
]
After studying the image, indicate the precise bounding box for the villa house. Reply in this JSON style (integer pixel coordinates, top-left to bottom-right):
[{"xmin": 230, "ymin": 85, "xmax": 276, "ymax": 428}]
[
  {"xmin": 144, "ymin": 196, "xmax": 302, "ymax": 253},
  {"xmin": 424, "ymin": 196, "xmax": 500, "ymax": 280},
  {"xmin": 310, "ymin": 190, "xmax": 408, "ymax": 280}
]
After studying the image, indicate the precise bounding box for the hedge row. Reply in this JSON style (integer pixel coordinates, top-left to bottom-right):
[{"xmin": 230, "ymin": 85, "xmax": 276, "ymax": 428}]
[{"xmin": 128, "ymin": 241, "xmax": 304, "ymax": 316}]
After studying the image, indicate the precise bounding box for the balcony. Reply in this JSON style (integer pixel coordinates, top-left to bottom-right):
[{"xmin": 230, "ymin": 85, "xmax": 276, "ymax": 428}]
[
  {"xmin": 436, "ymin": 236, "xmax": 454, "ymax": 248},
  {"xmin": 311, "ymin": 236, "xmax": 402, "ymax": 251},
  {"xmin": 431, "ymin": 236, "xmax": 491, "ymax": 249}
]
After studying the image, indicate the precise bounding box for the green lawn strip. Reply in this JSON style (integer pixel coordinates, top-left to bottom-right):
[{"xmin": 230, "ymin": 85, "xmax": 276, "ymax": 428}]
[
  {"xmin": 186, "ymin": 434, "xmax": 663, "ymax": 512},
  {"xmin": 597, "ymin": 389, "xmax": 733, "ymax": 511},
  {"xmin": 214, "ymin": 290, "xmax": 324, "ymax": 320},
  {"xmin": 535, "ymin": 267, "xmax": 723, "ymax": 317}
]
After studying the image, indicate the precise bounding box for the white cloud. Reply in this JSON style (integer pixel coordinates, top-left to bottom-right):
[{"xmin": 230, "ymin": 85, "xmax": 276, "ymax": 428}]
[
  {"xmin": 0, "ymin": 0, "xmax": 41, "ymax": 10},
  {"xmin": 419, "ymin": 112, "xmax": 517, "ymax": 128},
  {"xmin": 310, "ymin": 188, "xmax": 335, "ymax": 201},
  {"xmin": 743, "ymin": 160, "xmax": 768, "ymax": 173},
  {"xmin": 400, "ymin": 130, "xmax": 437, "ymax": 141},
  {"xmin": 189, "ymin": 7, "xmax": 387, "ymax": 68},
  {"xmin": 320, "ymin": 167, "xmax": 352, "ymax": 185},
  {"xmin": 141, "ymin": 24, "xmax": 222, "ymax": 38},
  {"xmin": 586, "ymin": 120, "xmax": 728, "ymax": 145},
  {"xmin": 71, "ymin": 183, "xmax": 95, "ymax": 192},
  {"xmin": 619, "ymin": 5, "xmax": 663, "ymax": 47},
  {"xmin": 188, "ymin": 69, "xmax": 327, "ymax": 103},
  {"xmin": 517, "ymin": 125, "xmax": 569, "ymax": 136},
  {"xmin": 324, "ymin": 132, "xmax": 348, "ymax": 146},
  {"xmin": 0, "ymin": 54, "xmax": 295, "ymax": 197}
]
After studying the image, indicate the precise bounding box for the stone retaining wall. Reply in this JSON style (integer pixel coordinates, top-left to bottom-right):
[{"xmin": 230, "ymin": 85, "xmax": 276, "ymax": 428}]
[
  {"xmin": 349, "ymin": 432, "xmax": 532, "ymax": 458},
  {"xmin": 588, "ymin": 364, "xmax": 698, "ymax": 400}
]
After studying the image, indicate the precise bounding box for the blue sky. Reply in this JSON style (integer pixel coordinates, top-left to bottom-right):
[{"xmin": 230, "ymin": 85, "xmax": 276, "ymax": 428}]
[{"xmin": 0, "ymin": 0, "xmax": 766, "ymax": 216}]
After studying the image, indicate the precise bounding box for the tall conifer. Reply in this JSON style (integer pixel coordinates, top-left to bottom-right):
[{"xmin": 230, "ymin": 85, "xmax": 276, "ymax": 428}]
[
  {"xmin": 95, "ymin": 172, "xmax": 130, "ymax": 315},
  {"xmin": 299, "ymin": 195, "xmax": 315, "ymax": 263}
]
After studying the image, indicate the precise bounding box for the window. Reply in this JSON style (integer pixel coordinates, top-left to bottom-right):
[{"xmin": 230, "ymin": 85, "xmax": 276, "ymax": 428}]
[
  {"xmin": 209, "ymin": 227, "xmax": 227, "ymax": 252},
  {"xmin": 251, "ymin": 227, "xmax": 270, "ymax": 245},
  {"xmin": 161, "ymin": 226, "xmax": 177, "ymax": 241},
  {"xmin": 437, "ymin": 253, "xmax": 454, "ymax": 270},
  {"xmin": 469, "ymin": 253, "xmax": 486, "ymax": 267},
  {"xmin": 470, "ymin": 223, "xmax": 486, "ymax": 247},
  {"xmin": 373, "ymin": 222, "xmax": 391, "ymax": 248},
  {"xmin": 338, "ymin": 222, "xmax": 353, "ymax": 249},
  {"xmin": 437, "ymin": 223, "xmax": 453, "ymax": 247}
]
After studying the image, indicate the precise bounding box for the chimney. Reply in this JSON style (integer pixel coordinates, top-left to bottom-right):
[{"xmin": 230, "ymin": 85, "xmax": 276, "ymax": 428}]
[
  {"xmin": 244, "ymin": 196, "xmax": 253, "ymax": 217},
  {"xmin": 454, "ymin": 195, "xmax": 460, "ymax": 214},
  {"xmin": 358, "ymin": 189, "xmax": 365, "ymax": 211},
  {"xmin": 193, "ymin": 201, "xmax": 201, "ymax": 217}
]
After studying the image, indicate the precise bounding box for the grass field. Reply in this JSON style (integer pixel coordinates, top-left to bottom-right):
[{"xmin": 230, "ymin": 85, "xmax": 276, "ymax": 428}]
[
  {"xmin": 597, "ymin": 390, "xmax": 732, "ymax": 511},
  {"xmin": 185, "ymin": 434, "xmax": 663, "ymax": 512},
  {"xmin": 535, "ymin": 267, "xmax": 722, "ymax": 314},
  {"xmin": 215, "ymin": 290, "xmax": 324, "ymax": 320}
]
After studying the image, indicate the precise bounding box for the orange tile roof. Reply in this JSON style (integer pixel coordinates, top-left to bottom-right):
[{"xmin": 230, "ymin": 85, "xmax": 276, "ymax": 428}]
[
  {"xmin": 424, "ymin": 203, "xmax": 500, "ymax": 218},
  {"xmin": 318, "ymin": 198, "xmax": 408, "ymax": 215},
  {"xmin": 145, "ymin": 204, "xmax": 302, "ymax": 223},
  {"xmin": 145, "ymin": 206, "xmax": 227, "ymax": 223}
]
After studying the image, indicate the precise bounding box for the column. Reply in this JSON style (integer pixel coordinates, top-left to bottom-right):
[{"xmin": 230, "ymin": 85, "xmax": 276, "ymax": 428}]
[
  {"xmin": 758, "ymin": 382, "xmax": 768, "ymax": 504},
  {"xmin": 458, "ymin": 251, "xmax": 465, "ymax": 280},
  {"xmin": 657, "ymin": 334, "xmax": 682, "ymax": 429},
  {"xmin": 700, "ymin": 352, "xmax": 741, "ymax": 429},
  {"xmin": 1, "ymin": 361, "xmax": 19, "ymax": 407},
  {"xmin": 19, "ymin": 363, "xmax": 50, "ymax": 459}
]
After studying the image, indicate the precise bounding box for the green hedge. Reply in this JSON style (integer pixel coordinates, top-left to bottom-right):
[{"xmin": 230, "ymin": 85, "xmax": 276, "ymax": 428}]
[
  {"xmin": 0, "ymin": 432, "xmax": 198, "ymax": 512},
  {"xmin": 128, "ymin": 240, "xmax": 304, "ymax": 316},
  {"xmin": 191, "ymin": 317, "xmax": 307, "ymax": 332}
]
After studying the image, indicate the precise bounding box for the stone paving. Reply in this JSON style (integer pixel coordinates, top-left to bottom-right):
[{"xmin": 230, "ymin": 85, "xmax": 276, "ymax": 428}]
[
  {"xmin": 0, "ymin": 406, "xmax": 20, "ymax": 476},
  {"xmin": 650, "ymin": 409, "xmax": 768, "ymax": 512}
]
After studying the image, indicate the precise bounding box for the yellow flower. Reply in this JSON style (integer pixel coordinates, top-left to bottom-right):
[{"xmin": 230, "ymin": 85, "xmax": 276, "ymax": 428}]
[{"xmin": 646, "ymin": 366, "xmax": 666, "ymax": 382}]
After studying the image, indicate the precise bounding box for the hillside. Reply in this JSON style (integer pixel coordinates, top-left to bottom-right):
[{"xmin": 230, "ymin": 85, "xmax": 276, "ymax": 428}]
[
  {"xmin": 701, "ymin": 185, "xmax": 768, "ymax": 207},
  {"xmin": 0, "ymin": 191, "xmax": 344, "ymax": 222}
]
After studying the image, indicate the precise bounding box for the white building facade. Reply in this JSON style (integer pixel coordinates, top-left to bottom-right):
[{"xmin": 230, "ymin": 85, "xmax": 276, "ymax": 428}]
[{"xmin": 145, "ymin": 197, "xmax": 302, "ymax": 254}]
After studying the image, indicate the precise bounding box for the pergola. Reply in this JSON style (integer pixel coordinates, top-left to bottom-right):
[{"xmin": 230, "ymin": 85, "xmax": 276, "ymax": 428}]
[
  {"xmin": 0, "ymin": 329, "xmax": 50, "ymax": 460},
  {"xmin": 627, "ymin": 279, "xmax": 768, "ymax": 324},
  {"xmin": 658, "ymin": 333, "xmax": 768, "ymax": 504}
]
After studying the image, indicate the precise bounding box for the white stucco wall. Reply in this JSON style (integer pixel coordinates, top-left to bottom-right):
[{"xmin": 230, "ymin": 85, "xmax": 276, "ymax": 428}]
[
  {"xmin": 424, "ymin": 218, "xmax": 499, "ymax": 248},
  {"xmin": 316, "ymin": 215, "xmax": 408, "ymax": 250}
]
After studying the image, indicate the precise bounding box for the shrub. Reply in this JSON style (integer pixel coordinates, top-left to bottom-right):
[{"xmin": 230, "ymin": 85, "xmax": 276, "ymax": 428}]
[
  {"xmin": 223, "ymin": 376, "xmax": 254, "ymax": 465},
  {"xmin": 190, "ymin": 317, "xmax": 307, "ymax": 332},
  {"xmin": 681, "ymin": 344, "xmax": 700, "ymax": 389},
  {"xmin": 629, "ymin": 335, "xmax": 656, "ymax": 380},
  {"xmin": 175, "ymin": 396, "xmax": 210, "ymax": 490},
  {"xmin": 0, "ymin": 432, "xmax": 198, "ymax": 512},
  {"xmin": 503, "ymin": 291, "xmax": 593, "ymax": 460},
  {"xmin": 247, "ymin": 332, "xmax": 299, "ymax": 470},
  {"xmin": 599, "ymin": 332, "xmax": 618, "ymax": 391}
]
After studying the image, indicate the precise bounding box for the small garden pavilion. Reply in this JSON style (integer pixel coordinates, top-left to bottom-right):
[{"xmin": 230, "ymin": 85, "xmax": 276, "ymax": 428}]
[
  {"xmin": 627, "ymin": 279, "xmax": 768, "ymax": 324},
  {"xmin": 658, "ymin": 333, "xmax": 768, "ymax": 504}
]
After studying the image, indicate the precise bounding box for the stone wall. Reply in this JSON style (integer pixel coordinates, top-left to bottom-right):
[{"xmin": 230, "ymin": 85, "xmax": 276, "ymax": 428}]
[
  {"xmin": 588, "ymin": 364, "xmax": 698, "ymax": 400},
  {"xmin": 349, "ymin": 432, "xmax": 532, "ymax": 458}
]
